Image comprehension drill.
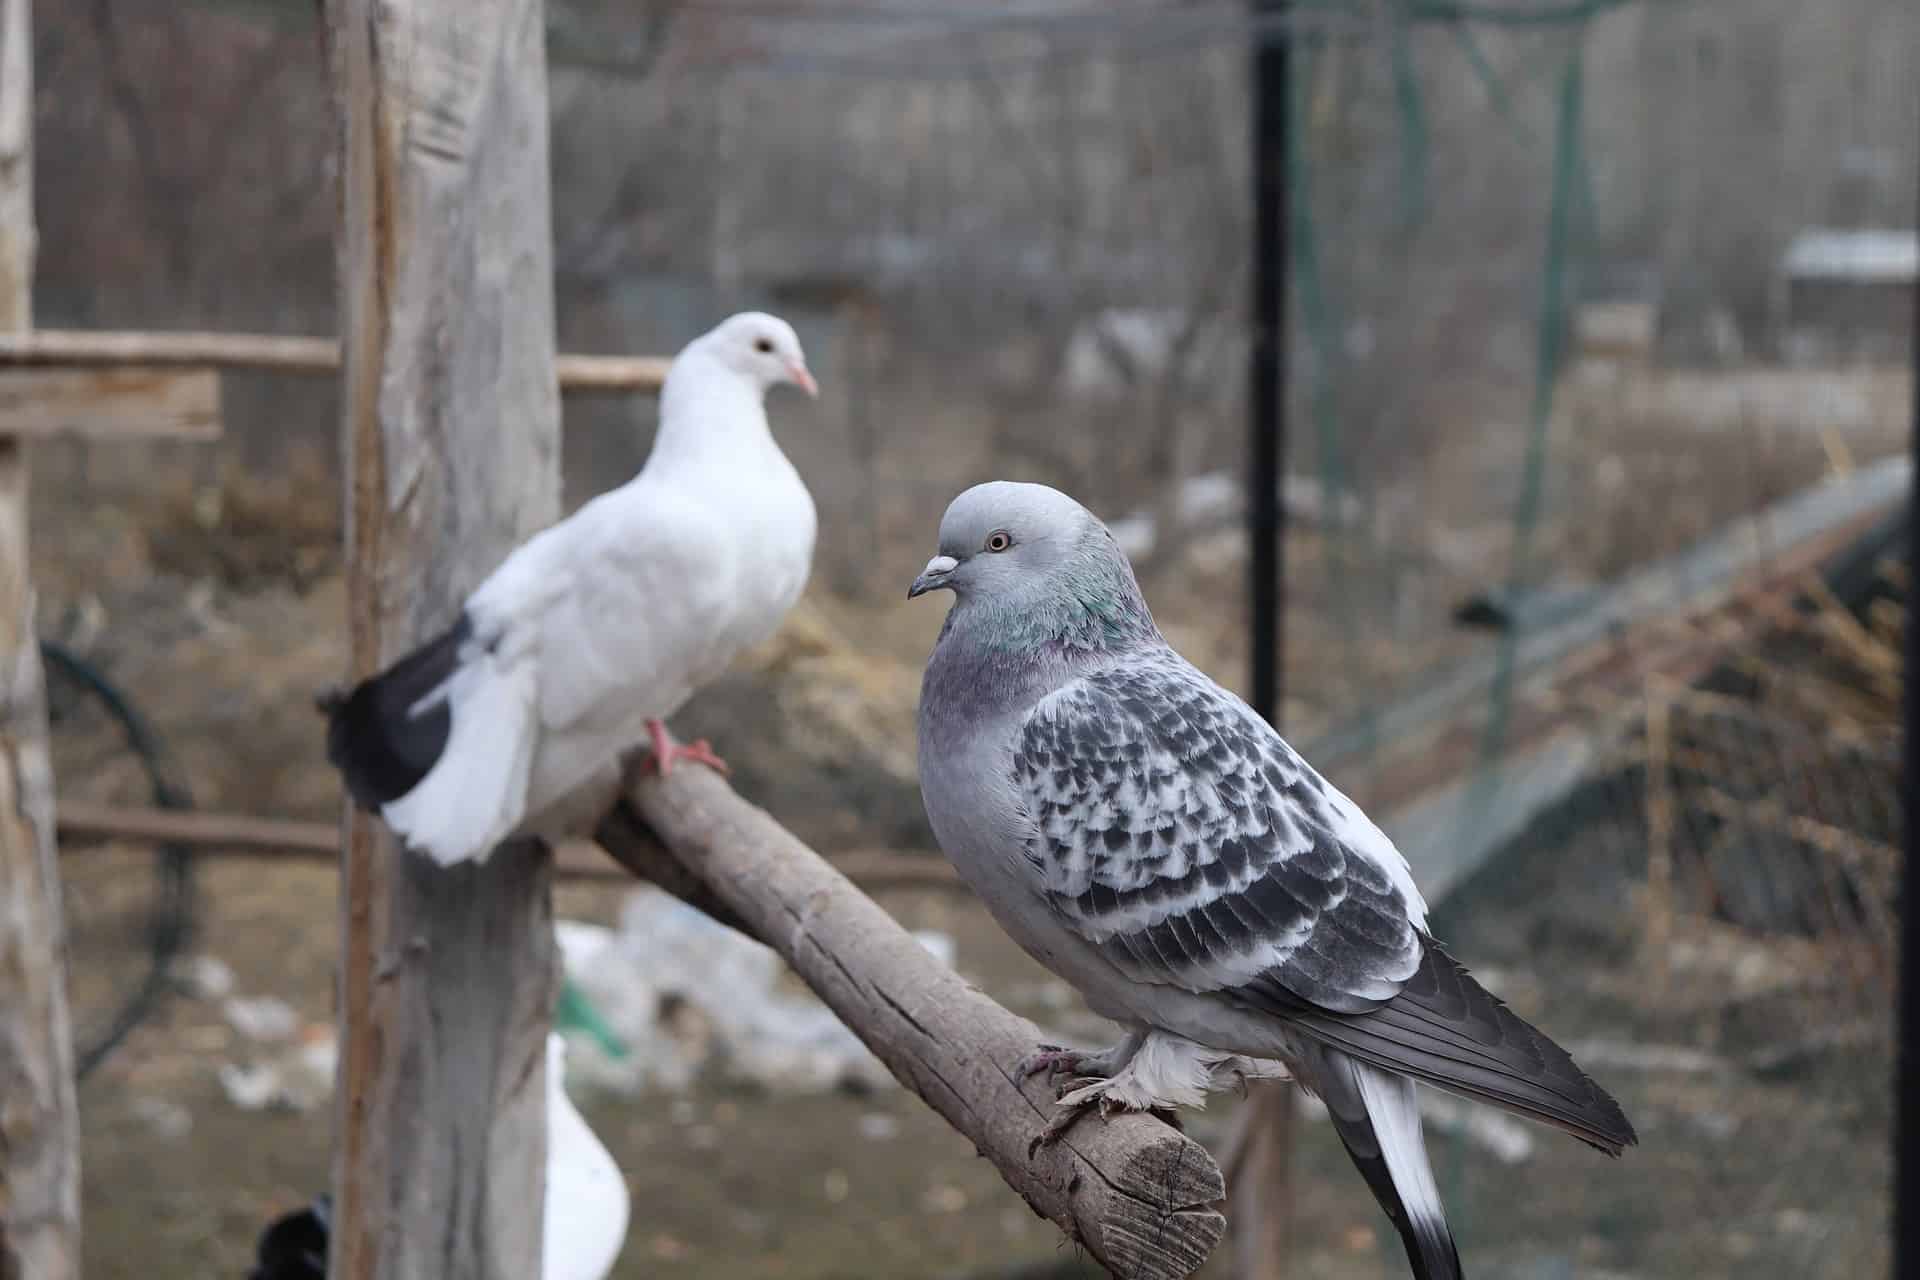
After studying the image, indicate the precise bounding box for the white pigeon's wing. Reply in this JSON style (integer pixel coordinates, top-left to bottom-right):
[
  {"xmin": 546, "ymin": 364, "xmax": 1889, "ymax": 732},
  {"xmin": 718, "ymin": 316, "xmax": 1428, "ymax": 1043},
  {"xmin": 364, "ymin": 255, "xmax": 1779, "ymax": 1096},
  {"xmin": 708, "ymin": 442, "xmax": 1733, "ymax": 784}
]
[
  {"xmin": 470, "ymin": 487, "xmax": 736, "ymax": 734},
  {"xmin": 1013, "ymin": 655, "xmax": 1428, "ymax": 1015}
]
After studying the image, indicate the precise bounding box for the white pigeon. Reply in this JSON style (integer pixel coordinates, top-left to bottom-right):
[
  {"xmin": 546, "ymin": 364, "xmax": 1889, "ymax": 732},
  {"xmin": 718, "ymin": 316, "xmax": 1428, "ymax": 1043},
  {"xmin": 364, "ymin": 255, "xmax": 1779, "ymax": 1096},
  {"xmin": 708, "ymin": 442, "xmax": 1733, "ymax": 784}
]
[
  {"xmin": 325, "ymin": 312, "xmax": 818, "ymax": 865},
  {"xmin": 244, "ymin": 1033, "xmax": 630, "ymax": 1280},
  {"xmin": 909, "ymin": 482, "xmax": 1635, "ymax": 1280},
  {"xmin": 542, "ymin": 1032, "xmax": 631, "ymax": 1280}
]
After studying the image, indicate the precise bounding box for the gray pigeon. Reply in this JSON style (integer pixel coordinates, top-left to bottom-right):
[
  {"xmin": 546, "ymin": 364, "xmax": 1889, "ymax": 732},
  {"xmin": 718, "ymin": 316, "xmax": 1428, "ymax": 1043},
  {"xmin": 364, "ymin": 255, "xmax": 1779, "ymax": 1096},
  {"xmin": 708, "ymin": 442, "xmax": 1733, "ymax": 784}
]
[{"xmin": 910, "ymin": 481, "xmax": 1635, "ymax": 1280}]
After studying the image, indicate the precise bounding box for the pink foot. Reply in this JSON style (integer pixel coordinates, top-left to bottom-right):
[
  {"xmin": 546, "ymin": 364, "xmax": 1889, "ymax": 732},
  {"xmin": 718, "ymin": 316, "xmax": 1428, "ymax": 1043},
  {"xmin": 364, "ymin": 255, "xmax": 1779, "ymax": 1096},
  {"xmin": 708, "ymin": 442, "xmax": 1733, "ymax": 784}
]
[{"xmin": 643, "ymin": 719, "xmax": 731, "ymax": 778}]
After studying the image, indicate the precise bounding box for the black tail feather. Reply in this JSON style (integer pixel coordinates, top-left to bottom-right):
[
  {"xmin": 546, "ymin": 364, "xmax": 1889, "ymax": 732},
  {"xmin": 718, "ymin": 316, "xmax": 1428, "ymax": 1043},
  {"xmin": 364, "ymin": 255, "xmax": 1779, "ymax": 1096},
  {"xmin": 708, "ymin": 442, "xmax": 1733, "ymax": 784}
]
[{"xmin": 325, "ymin": 614, "xmax": 470, "ymax": 811}]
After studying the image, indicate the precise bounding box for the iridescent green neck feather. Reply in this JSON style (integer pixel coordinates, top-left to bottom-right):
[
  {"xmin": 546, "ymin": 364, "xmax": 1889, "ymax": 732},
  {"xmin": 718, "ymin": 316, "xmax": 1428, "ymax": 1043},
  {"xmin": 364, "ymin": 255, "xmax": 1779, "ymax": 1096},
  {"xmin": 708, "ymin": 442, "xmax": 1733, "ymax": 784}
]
[{"xmin": 962, "ymin": 538, "xmax": 1160, "ymax": 656}]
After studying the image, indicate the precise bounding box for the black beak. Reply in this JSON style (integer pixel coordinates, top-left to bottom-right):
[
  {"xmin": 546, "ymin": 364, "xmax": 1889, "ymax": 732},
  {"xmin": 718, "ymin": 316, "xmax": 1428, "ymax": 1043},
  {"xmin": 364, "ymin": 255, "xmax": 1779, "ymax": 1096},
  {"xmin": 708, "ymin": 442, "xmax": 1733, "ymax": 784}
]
[{"xmin": 908, "ymin": 555, "xmax": 959, "ymax": 599}]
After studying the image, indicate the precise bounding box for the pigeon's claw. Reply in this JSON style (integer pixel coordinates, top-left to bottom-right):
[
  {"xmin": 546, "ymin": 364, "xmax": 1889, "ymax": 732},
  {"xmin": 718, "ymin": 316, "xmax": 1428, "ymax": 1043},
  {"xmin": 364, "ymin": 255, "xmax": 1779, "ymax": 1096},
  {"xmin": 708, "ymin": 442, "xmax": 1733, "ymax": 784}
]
[
  {"xmin": 643, "ymin": 719, "xmax": 732, "ymax": 778},
  {"xmin": 1029, "ymin": 1096, "xmax": 1101, "ymax": 1154},
  {"xmin": 1016, "ymin": 1044, "xmax": 1082, "ymax": 1080}
]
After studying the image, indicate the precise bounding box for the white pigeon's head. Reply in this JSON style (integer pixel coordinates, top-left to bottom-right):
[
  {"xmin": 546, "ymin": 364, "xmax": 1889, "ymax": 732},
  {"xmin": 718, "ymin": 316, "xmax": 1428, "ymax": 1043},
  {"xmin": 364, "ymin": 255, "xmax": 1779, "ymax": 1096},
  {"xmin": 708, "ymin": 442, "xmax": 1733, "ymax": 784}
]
[
  {"xmin": 908, "ymin": 481, "xmax": 1129, "ymax": 603},
  {"xmin": 693, "ymin": 311, "xmax": 818, "ymax": 400}
]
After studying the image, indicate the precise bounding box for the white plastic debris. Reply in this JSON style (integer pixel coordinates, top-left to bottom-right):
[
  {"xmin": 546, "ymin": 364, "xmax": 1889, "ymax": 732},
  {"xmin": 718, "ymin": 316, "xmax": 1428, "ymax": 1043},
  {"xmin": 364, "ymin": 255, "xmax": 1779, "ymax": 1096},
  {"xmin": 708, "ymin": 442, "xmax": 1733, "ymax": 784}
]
[
  {"xmin": 555, "ymin": 919, "xmax": 617, "ymax": 974},
  {"xmin": 909, "ymin": 929, "xmax": 956, "ymax": 971},
  {"xmin": 217, "ymin": 1063, "xmax": 282, "ymax": 1112},
  {"xmin": 857, "ymin": 1112, "xmax": 900, "ymax": 1141},
  {"xmin": 555, "ymin": 891, "xmax": 945, "ymax": 1097},
  {"xmin": 216, "ymin": 1024, "xmax": 336, "ymax": 1113},
  {"xmin": 175, "ymin": 954, "xmax": 236, "ymax": 1001},
  {"xmin": 132, "ymin": 1096, "xmax": 193, "ymax": 1141},
  {"xmin": 221, "ymin": 995, "xmax": 301, "ymax": 1043}
]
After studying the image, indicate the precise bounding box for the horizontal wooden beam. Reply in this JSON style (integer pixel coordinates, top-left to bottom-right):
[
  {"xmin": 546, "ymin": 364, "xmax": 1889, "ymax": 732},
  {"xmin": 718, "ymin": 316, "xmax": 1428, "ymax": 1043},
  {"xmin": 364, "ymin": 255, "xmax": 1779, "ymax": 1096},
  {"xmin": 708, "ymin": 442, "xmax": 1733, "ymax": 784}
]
[
  {"xmin": 0, "ymin": 330, "xmax": 669, "ymax": 393},
  {"xmin": 604, "ymin": 765, "xmax": 1227, "ymax": 1279},
  {"xmin": 53, "ymin": 801, "xmax": 964, "ymax": 892},
  {"xmin": 0, "ymin": 368, "xmax": 221, "ymax": 440}
]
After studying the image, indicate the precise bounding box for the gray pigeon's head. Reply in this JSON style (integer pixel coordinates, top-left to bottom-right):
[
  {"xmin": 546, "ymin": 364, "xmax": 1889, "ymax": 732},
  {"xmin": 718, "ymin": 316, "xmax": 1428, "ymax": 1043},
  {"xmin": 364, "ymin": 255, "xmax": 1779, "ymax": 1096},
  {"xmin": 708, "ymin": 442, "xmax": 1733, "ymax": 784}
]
[
  {"xmin": 908, "ymin": 482, "xmax": 1157, "ymax": 649},
  {"xmin": 694, "ymin": 312, "xmax": 819, "ymax": 400}
]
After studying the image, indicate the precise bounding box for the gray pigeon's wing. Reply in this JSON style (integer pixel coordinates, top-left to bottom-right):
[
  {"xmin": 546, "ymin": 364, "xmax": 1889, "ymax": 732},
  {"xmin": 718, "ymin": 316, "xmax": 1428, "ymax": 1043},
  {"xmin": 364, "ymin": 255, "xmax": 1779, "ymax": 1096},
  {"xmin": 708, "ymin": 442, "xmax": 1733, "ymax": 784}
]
[
  {"xmin": 1013, "ymin": 655, "xmax": 1638, "ymax": 1155},
  {"xmin": 1014, "ymin": 655, "xmax": 1426, "ymax": 1015}
]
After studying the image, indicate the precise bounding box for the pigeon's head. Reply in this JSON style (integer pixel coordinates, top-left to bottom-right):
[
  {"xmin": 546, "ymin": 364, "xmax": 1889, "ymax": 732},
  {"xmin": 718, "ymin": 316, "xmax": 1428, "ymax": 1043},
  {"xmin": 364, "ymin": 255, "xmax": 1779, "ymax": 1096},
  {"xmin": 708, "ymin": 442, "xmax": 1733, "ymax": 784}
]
[
  {"xmin": 699, "ymin": 311, "xmax": 819, "ymax": 400},
  {"xmin": 908, "ymin": 481, "xmax": 1147, "ymax": 620}
]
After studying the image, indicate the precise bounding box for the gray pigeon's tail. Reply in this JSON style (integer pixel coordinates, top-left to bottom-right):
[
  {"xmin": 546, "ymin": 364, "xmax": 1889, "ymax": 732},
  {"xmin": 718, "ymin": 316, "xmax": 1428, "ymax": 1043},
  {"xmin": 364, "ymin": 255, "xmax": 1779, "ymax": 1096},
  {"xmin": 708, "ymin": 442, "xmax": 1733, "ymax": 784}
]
[
  {"xmin": 1303, "ymin": 1048, "xmax": 1461, "ymax": 1280},
  {"xmin": 1281, "ymin": 941, "xmax": 1638, "ymax": 1158}
]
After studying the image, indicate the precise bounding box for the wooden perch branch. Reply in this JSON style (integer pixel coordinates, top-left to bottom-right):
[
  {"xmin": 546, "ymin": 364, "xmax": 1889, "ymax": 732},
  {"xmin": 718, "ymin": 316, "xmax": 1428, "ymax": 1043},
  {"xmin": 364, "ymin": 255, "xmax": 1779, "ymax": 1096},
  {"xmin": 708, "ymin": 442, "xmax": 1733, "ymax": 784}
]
[
  {"xmin": 0, "ymin": 329, "xmax": 669, "ymax": 393},
  {"xmin": 599, "ymin": 766, "xmax": 1227, "ymax": 1280}
]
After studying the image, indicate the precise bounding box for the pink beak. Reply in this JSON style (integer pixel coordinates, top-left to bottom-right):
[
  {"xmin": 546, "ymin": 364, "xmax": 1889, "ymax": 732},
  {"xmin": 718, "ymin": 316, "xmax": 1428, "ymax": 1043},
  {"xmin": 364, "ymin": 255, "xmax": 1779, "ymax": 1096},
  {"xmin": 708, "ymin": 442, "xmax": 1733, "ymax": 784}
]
[{"xmin": 787, "ymin": 361, "xmax": 819, "ymax": 399}]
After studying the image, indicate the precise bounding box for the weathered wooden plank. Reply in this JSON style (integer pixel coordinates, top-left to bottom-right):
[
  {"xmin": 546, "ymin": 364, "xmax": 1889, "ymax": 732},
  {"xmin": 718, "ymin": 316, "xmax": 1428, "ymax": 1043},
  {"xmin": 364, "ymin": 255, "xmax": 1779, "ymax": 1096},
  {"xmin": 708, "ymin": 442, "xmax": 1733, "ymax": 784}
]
[
  {"xmin": 0, "ymin": 368, "xmax": 221, "ymax": 440},
  {"xmin": 0, "ymin": 329, "xmax": 670, "ymax": 393},
  {"xmin": 327, "ymin": 1, "xmax": 562, "ymax": 1277},
  {"xmin": 605, "ymin": 767, "xmax": 1228, "ymax": 1280},
  {"xmin": 0, "ymin": 0, "xmax": 81, "ymax": 1271}
]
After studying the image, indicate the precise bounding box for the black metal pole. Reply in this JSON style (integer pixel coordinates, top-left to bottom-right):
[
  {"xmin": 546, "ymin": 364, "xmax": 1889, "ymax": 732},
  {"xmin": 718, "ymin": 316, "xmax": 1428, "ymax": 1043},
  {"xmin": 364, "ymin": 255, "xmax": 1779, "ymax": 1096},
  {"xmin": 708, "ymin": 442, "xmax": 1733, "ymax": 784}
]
[
  {"xmin": 1239, "ymin": 23, "xmax": 1295, "ymax": 1280},
  {"xmin": 1249, "ymin": 0, "xmax": 1287, "ymax": 727},
  {"xmin": 1898, "ymin": 160, "xmax": 1919, "ymax": 1280}
]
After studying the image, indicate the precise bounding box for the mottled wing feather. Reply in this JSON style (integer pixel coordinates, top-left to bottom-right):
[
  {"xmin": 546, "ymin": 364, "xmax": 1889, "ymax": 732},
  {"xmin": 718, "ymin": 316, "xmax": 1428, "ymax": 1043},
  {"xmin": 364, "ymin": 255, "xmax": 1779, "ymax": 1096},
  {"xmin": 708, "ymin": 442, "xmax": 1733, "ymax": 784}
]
[
  {"xmin": 1014, "ymin": 659, "xmax": 1639, "ymax": 1155},
  {"xmin": 1014, "ymin": 656, "xmax": 1425, "ymax": 1015}
]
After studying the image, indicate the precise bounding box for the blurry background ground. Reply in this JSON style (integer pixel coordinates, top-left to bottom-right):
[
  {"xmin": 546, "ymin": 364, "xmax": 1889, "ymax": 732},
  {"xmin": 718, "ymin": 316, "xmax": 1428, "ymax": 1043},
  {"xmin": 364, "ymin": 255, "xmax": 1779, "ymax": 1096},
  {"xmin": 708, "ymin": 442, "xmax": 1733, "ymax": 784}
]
[{"xmin": 43, "ymin": 404, "xmax": 1902, "ymax": 1277}]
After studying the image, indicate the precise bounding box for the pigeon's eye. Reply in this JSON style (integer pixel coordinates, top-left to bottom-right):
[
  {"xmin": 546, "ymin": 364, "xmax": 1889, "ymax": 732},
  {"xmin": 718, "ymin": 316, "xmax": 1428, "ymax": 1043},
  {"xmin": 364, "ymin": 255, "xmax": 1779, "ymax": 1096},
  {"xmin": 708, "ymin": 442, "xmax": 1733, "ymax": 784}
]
[
  {"xmin": 754, "ymin": 337, "xmax": 774, "ymax": 354},
  {"xmin": 984, "ymin": 530, "xmax": 1013, "ymax": 553}
]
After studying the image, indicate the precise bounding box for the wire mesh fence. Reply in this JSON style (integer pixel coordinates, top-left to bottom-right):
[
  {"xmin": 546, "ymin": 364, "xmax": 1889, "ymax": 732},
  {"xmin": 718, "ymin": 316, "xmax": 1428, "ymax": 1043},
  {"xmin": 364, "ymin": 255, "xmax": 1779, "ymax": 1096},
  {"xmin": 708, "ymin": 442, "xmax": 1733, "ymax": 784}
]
[{"xmin": 33, "ymin": 0, "xmax": 1917, "ymax": 1276}]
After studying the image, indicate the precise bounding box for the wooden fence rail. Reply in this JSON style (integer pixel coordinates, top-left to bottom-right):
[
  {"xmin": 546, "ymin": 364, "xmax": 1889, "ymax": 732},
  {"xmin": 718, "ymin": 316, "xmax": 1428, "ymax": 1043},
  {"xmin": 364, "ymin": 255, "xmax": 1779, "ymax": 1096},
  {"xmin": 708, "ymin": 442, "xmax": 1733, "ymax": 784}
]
[
  {"xmin": 0, "ymin": 330, "xmax": 669, "ymax": 393},
  {"xmin": 54, "ymin": 801, "xmax": 965, "ymax": 892}
]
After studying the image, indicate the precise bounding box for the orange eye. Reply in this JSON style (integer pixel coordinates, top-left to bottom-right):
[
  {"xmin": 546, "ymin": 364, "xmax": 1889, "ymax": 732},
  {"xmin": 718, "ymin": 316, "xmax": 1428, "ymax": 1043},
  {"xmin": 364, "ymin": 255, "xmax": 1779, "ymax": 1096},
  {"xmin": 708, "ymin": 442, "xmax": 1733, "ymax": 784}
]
[{"xmin": 985, "ymin": 530, "xmax": 1012, "ymax": 553}]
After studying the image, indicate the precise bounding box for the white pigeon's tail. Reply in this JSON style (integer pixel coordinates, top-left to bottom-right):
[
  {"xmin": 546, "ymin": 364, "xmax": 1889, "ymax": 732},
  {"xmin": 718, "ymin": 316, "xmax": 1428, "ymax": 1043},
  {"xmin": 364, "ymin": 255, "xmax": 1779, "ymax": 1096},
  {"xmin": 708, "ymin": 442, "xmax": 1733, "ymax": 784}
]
[
  {"xmin": 1303, "ymin": 1047, "xmax": 1461, "ymax": 1280},
  {"xmin": 380, "ymin": 655, "xmax": 538, "ymax": 865},
  {"xmin": 325, "ymin": 613, "xmax": 539, "ymax": 867}
]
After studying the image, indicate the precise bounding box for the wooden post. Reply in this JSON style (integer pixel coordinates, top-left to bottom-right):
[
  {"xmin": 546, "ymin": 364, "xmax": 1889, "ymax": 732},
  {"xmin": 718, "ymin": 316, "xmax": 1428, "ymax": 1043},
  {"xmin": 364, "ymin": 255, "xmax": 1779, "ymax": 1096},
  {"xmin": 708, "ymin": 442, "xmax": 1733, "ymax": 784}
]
[
  {"xmin": 0, "ymin": 0, "xmax": 82, "ymax": 1271},
  {"xmin": 1230, "ymin": 1093, "xmax": 1294, "ymax": 1280},
  {"xmin": 326, "ymin": 1, "xmax": 561, "ymax": 1277}
]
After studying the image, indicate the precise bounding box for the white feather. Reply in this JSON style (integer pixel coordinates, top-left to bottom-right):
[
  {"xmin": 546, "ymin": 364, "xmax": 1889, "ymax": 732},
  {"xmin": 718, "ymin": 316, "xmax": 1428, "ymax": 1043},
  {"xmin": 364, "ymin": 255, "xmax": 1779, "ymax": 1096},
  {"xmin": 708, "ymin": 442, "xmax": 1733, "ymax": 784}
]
[
  {"xmin": 1055, "ymin": 1030, "xmax": 1291, "ymax": 1112},
  {"xmin": 1353, "ymin": 1060, "xmax": 1448, "ymax": 1243},
  {"xmin": 381, "ymin": 651, "xmax": 539, "ymax": 866}
]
